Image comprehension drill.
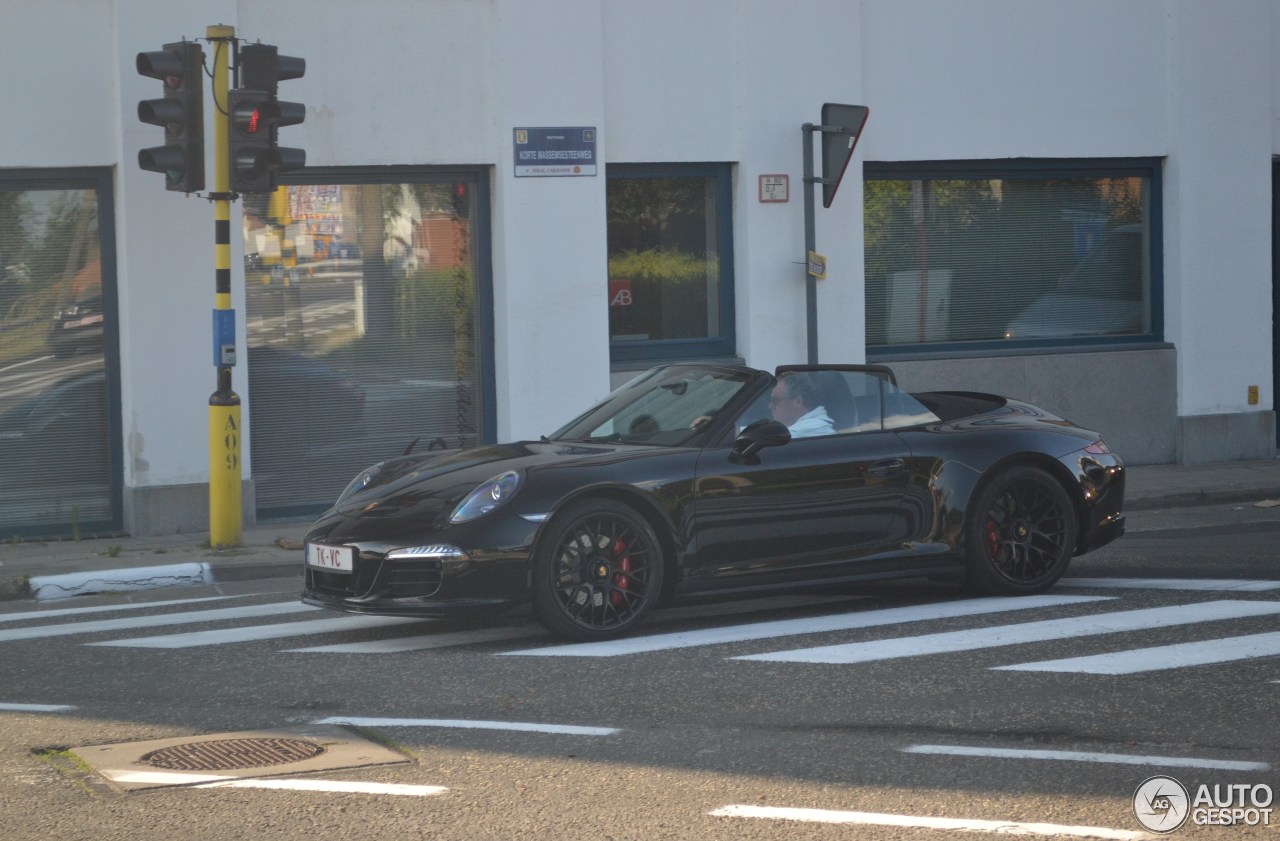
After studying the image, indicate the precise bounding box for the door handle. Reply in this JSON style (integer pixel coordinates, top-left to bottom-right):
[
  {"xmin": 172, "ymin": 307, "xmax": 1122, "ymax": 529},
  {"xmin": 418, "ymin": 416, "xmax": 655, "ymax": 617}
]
[{"xmin": 868, "ymin": 458, "xmax": 906, "ymax": 477}]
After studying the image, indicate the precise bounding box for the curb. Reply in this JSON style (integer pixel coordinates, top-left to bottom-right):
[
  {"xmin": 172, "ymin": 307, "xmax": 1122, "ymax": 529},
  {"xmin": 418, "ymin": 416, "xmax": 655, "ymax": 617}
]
[
  {"xmin": 1124, "ymin": 488, "xmax": 1280, "ymax": 512},
  {"xmin": 0, "ymin": 560, "xmax": 302, "ymax": 603}
]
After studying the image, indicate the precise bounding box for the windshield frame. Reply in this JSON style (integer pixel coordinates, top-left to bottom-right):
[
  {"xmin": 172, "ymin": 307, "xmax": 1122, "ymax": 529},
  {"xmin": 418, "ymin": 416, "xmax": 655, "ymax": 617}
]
[{"xmin": 549, "ymin": 363, "xmax": 769, "ymax": 448}]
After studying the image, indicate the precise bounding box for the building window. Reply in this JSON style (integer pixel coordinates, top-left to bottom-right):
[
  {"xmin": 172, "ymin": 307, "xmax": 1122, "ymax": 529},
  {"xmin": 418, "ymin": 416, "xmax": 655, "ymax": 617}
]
[
  {"xmin": 864, "ymin": 159, "xmax": 1160, "ymax": 351},
  {"xmin": 607, "ymin": 163, "xmax": 735, "ymax": 362},
  {"xmin": 0, "ymin": 168, "xmax": 119, "ymax": 535},
  {"xmin": 245, "ymin": 168, "xmax": 492, "ymax": 517}
]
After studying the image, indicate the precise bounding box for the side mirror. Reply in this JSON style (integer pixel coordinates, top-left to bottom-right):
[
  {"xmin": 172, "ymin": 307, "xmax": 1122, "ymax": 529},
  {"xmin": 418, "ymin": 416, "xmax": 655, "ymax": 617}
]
[{"xmin": 731, "ymin": 418, "xmax": 791, "ymax": 459}]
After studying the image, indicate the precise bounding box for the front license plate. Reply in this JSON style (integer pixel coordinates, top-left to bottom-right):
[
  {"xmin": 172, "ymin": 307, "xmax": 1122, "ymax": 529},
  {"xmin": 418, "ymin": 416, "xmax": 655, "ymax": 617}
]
[{"xmin": 306, "ymin": 543, "xmax": 354, "ymax": 573}]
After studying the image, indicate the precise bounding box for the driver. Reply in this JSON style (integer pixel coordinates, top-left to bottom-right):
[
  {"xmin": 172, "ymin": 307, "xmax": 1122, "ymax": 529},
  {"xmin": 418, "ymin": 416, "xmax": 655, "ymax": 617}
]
[{"xmin": 769, "ymin": 372, "xmax": 834, "ymax": 438}]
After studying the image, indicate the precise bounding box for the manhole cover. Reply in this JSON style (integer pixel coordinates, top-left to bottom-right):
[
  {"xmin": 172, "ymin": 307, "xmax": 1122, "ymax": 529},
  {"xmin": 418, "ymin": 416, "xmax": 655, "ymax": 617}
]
[{"xmin": 139, "ymin": 737, "xmax": 326, "ymax": 771}]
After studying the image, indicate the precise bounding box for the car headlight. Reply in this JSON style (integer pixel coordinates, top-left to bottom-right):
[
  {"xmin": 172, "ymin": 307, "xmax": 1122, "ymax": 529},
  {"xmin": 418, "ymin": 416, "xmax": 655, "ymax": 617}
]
[
  {"xmin": 449, "ymin": 469, "xmax": 522, "ymax": 524},
  {"xmin": 338, "ymin": 461, "xmax": 385, "ymax": 502}
]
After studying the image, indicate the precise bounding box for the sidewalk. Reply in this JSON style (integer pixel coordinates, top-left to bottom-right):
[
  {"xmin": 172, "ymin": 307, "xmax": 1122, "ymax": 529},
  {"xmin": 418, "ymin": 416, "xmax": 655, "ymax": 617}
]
[{"xmin": 1, "ymin": 457, "xmax": 1277, "ymax": 602}]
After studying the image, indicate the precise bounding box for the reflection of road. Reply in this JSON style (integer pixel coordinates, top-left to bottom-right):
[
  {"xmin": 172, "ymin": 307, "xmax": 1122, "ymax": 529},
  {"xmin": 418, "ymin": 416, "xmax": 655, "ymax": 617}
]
[
  {"xmin": 0, "ymin": 353, "xmax": 102, "ymax": 416},
  {"xmin": 246, "ymin": 277, "xmax": 359, "ymax": 346}
]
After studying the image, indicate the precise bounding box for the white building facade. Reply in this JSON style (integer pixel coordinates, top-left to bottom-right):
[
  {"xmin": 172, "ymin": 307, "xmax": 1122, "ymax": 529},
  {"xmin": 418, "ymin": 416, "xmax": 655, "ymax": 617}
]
[{"xmin": 0, "ymin": 0, "xmax": 1275, "ymax": 537}]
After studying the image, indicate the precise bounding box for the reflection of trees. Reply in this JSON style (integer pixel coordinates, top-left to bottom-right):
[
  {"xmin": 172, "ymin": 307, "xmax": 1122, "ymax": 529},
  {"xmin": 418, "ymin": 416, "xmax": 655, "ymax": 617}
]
[
  {"xmin": 863, "ymin": 176, "xmax": 1145, "ymax": 345},
  {"xmin": 0, "ymin": 189, "xmax": 99, "ymax": 364},
  {"xmin": 607, "ymin": 176, "xmax": 718, "ymax": 341}
]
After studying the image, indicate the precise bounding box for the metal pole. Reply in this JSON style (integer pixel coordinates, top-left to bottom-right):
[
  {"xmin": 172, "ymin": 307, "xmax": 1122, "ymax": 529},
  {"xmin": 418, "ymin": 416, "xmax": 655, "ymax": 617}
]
[
  {"xmin": 802, "ymin": 123, "xmax": 818, "ymax": 364},
  {"xmin": 207, "ymin": 24, "xmax": 242, "ymax": 548}
]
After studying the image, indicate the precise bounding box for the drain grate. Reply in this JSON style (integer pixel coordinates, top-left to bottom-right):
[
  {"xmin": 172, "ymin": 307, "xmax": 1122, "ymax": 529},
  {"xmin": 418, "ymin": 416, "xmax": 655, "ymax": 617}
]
[{"xmin": 139, "ymin": 737, "xmax": 327, "ymax": 771}]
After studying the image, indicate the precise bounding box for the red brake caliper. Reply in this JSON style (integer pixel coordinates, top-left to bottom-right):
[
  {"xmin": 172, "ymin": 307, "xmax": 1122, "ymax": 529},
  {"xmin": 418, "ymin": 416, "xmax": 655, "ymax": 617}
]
[
  {"xmin": 611, "ymin": 538, "xmax": 631, "ymax": 605},
  {"xmin": 985, "ymin": 519, "xmax": 1001, "ymax": 559}
]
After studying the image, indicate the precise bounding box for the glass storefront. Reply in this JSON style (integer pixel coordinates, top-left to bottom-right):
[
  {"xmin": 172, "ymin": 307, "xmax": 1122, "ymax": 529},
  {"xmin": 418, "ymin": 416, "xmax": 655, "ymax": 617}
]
[
  {"xmin": 606, "ymin": 163, "xmax": 735, "ymax": 361},
  {"xmin": 864, "ymin": 161, "xmax": 1157, "ymax": 349},
  {"xmin": 243, "ymin": 173, "xmax": 488, "ymax": 516},
  {"xmin": 0, "ymin": 173, "xmax": 115, "ymax": 534}
]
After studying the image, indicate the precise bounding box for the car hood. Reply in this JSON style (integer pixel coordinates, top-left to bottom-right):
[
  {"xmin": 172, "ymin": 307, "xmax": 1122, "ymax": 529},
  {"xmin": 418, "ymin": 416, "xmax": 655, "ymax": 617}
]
[{"xmin": 324, "ymin": 440, "xmax": 668, "ymax": 525}]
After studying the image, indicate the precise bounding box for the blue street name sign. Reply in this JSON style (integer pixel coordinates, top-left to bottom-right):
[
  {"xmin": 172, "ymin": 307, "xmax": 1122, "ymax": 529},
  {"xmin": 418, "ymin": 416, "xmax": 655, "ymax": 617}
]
[{"xmin": 513, "ymin": 127, "xmax": 597, "ymax": 177}]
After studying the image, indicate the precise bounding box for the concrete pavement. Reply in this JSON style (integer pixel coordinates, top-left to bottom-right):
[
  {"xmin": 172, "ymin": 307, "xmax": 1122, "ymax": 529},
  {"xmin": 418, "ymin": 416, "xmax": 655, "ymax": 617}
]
[{"xmin": 1, "ymin": 457, "xmax": 1277, "ymax": 602}]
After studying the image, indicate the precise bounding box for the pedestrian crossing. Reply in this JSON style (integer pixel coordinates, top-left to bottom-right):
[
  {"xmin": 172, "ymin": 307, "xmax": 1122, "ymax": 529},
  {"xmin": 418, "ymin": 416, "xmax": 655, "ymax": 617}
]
[{"xmin": 0, "ymin": 580, "xmax": 1278, "ymax": 679}]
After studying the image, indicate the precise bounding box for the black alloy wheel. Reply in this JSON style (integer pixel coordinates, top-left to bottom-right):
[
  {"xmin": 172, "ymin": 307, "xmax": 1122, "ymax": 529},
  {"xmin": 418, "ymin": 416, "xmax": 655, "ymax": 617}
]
[
  {"xmin": 964, "ymin": 465, "xmax": 1078, "ymax": 594},
  {"xmin": 532, "ymin": 499, "xmax": 665, "ymax": 642}
]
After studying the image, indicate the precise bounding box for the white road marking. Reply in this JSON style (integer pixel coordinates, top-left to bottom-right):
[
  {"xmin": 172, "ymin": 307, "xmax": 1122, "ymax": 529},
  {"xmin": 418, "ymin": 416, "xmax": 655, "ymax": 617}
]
[
  {"xmin": 0, "ymin": 601, "xmax": 317, "ymax": 643},
  {"xmin": 106, "ymin": 770, "xmax": 232, "ymax": 786},
  {"xmin": 1061, "ymin": 577, "xmax": 1280, "ymax": 592},
  {"xmin": 198, "ymin": 779, "xmax": 447, "ymax": 796},
  {"xmin": 902, "ymin": 744, "xmax": 1270, "ymax": 772},
  {"xmin": 313, "ymin": 716, "xmax": 619, "ymax": 736},
  {"xmin": 287, "ymin": 624, "xmax": 543, "ymax": 653},
  {"xmin": 0, "ymin": 596, "xmax": 231, "ymax": 624},
  {"xmin": 736, "ymin": 600, "xmax": 1280, "ymax": 664},
  {"xmin": 0, "ymin": 702, "xmax": 75, "ymax": 713},
  {"xmin": 996, "ymin": 630, "xmax": 1280, "ymax": 675},
  {"xmin": 501, "ymin": 595, "xmax": 1110, "ymax": 658},
  {"xmin": 709, "ymin": 805, "xmax": 1152, "ymax": 839},
  {"xmin": 85, "ymin": 615, "xmax": 429, "ymax": 648}
]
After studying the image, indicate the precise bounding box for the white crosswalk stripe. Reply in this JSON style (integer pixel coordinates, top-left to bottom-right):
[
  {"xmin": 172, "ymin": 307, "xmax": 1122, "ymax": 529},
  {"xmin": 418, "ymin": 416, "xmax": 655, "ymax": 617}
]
[
  {"xmin": 287, "ymin": 624, "xmax": 543, "ymax": 653},
  {"xmin": 0, "ymin": 601, "xmax": 317, "ymax": 643},
  {"xmin": 85, "ymin": 614, "xmax": 432, "ymax": 648},
  {"xmin": 1060, "ymin": 577, "xmax": 1280, "ymax": 591},
  {"xmin": 735, "ymin": 600, "xmax": 1280, "ymax": 664},
  {"xmin": 500, "ymin": 595, "xmax": 1110, "ymax": 658},
  {"xmin": 995, "ymin": 629, "xmax": 1280, "ymax": 674},
  {"xmin": 0, "ymin": 584, "xmax": 1277, "ymax": 680}
]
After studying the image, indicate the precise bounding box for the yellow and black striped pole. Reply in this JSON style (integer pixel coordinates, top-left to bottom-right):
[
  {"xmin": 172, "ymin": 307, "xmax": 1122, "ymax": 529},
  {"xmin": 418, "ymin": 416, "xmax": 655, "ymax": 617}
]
[{"xmin": 208, "ymin": 25, "xmax": 242, "ymax": 547}]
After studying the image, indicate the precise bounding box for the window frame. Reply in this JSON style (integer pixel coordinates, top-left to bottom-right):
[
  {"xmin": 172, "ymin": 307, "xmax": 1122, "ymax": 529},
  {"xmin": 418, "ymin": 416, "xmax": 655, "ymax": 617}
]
[
  {"xmin": 274, "ymin": 165, "xmax": 497, "ymax": 454},
  {"xmin": 606, "ymin": 162, "xmax": 737, "ymax": 363},
  {"xmin": 0, "ymin": 166, "xmax": 121, "ymax": 535},
  {"xmin": 863, "ymin": 157, "xmax": 1164, "ymax": 359}
]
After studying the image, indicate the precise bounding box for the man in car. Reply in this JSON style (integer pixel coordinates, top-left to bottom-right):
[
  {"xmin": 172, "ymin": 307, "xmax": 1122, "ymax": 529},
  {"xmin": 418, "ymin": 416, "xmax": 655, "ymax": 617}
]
[{"xmin": 769, "ymin": 372, "xmax": 835, "ymax": 438}]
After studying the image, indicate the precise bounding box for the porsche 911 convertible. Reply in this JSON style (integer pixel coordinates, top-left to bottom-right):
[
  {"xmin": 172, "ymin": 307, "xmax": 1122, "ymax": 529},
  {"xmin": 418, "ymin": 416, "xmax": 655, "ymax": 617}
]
[{"xmin": 302, "ymin": 363, "xmax": 1125, "ymax": 641}]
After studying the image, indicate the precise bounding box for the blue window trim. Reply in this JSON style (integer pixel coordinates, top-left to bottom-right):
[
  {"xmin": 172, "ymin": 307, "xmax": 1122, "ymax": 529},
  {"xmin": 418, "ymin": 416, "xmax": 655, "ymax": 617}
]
[
  {"xmin": 607, "ymin": 162, "xmax": 736, "ymax": 363},
  {"xmin": 863, "ymin": 157, "xmax": 1163, "ymax": 358}
]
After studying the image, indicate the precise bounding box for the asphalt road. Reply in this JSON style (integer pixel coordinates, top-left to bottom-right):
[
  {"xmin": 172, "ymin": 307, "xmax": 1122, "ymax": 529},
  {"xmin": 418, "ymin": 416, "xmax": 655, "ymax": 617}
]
[{"xmin": 1, "ymin": 502, "xmax": 1277, "ymax": 840}]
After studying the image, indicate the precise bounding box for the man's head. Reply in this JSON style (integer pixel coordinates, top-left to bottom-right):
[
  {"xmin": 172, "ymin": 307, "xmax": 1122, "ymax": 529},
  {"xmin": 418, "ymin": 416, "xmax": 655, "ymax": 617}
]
[{"xmin": 769, "ymin": 373, "xmax": 819, "ymax": 426}]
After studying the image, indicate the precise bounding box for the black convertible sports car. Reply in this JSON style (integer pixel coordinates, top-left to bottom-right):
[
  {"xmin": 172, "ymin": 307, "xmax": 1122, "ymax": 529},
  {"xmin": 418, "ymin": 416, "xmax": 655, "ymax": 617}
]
[{"xmin": 302, "ymin": 363, "xmax": 1125, "ymax": 641}]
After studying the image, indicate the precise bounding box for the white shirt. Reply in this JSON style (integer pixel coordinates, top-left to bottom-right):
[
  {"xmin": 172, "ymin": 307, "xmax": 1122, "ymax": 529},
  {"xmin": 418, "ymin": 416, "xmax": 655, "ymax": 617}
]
[{"xmin": 788, "ymin": 405, "xmax": 835, "ymax": 438}]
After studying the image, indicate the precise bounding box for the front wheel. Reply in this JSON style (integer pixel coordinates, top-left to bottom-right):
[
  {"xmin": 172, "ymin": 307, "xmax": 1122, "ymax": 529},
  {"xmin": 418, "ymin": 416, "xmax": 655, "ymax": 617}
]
[
  {"xmin": 532, "ymin": 499, "xmax": 665, "ymax": 642},
  {"xmin": 964, "ymin": 465, "xmax": 1078, "ymax": 595}
]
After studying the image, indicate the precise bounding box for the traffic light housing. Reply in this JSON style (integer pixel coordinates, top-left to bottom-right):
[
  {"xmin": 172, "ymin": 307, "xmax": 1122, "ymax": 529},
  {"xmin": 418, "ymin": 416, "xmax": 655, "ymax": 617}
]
[
  {"xmin": 228, "ymin": 43, "xmax": 306, "ymax": 194},
  {"xmin": 137, "ymin": 41, "xmax": 205, "ymax": 193}
]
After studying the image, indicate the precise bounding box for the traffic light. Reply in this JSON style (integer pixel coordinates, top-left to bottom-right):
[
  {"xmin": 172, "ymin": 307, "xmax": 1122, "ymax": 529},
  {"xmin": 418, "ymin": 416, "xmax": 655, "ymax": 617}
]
[
  {"xmin": 137, "ymin": 41, "xmax": 205, "ymax": 193},
  {"xmin": 228, "ymin": 43, "xmax": 306, "ymax": 194}
]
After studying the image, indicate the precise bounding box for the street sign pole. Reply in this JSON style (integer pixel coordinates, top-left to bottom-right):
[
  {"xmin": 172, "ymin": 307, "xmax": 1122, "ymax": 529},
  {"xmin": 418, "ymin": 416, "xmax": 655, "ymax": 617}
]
[
  {"xmin": 802, "ymin": 124, "xmax": 819, "ymax": 364},
  {"xmin": 207, "ymin": 24, "xmax": 242, "ymax": 548},
  {"xmin": 800, "ymin": 104, "xmax": 869, "ymax": 366}
]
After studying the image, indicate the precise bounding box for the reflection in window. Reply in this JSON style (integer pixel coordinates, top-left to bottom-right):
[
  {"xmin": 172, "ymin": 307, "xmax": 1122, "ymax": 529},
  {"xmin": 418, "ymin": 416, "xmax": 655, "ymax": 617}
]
[
  {"xmin": 243, "ymin": 177, "xmax": 485, "ymax": 515},
  {"xmin": 606, "ymin": 164, "xmax": 734, "ymax": 360},
  {"xmin": 0, "ymin": 183, "xmax": 111, "ymax": 532},
  {"xmin": 864, "ymin": 163, "xmax": 1156, "ymax": 347}
]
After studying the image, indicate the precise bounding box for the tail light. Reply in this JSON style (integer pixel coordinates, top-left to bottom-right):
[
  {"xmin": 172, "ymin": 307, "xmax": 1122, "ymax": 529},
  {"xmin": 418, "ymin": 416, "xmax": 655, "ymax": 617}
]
[{"xmin": 1084, "ymin": 439, "xmax": 1110, "ymax": 455}]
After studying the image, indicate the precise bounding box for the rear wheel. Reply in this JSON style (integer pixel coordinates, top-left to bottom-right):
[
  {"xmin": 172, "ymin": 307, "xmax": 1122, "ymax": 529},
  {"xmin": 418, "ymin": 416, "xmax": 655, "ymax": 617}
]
[
  {"xmin": 964, "ymin": 465, "xmax": 1077, "ymax": 594},
  {"xmin": 532, "ymin": 499, "xmax": 665, "ymax": 641}
]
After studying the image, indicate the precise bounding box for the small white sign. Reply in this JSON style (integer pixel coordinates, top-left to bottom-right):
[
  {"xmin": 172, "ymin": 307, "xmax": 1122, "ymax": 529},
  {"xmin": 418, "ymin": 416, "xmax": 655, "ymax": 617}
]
[{"xmin": 759, "ymin": 174, "xmax": 789, "ymax": 203}]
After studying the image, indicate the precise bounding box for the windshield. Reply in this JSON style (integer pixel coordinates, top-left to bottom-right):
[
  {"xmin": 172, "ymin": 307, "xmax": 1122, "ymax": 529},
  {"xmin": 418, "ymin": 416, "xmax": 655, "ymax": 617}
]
[{"xmin": 551, "ymin": 365, "xmax": 760, "ymax": 447}]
